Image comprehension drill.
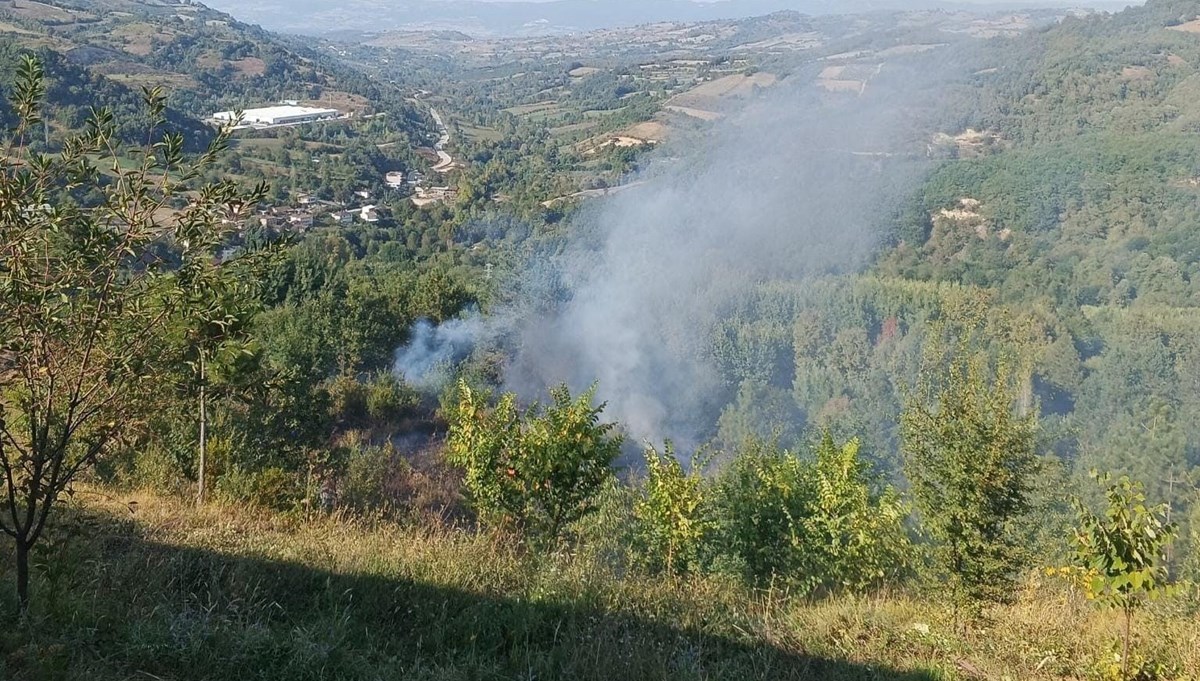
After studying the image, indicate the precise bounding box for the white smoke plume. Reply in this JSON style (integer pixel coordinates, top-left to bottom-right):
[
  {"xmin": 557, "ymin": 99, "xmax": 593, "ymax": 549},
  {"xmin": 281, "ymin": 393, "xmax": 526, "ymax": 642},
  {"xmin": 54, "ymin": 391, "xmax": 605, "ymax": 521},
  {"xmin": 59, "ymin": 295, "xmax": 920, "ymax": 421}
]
[
  {"xmin": 396, "ymin": 49, "xmax": 965, "ymax": 447},
  {"xmin": 499, "ymin": 55, "xmax": 955, "ymax": 447},
  {"xmin": 394, "ymin": 315, "xmax": 488, "ymax": 389}
]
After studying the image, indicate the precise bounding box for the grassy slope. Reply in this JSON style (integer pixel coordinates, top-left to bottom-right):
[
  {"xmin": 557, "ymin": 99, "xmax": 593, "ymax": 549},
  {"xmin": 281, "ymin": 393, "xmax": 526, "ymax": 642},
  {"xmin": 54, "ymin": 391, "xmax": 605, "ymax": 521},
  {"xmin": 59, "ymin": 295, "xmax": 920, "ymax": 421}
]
[{"xmin": 0, "ymin": 492, "xmax": 1196, "ymax": 680}]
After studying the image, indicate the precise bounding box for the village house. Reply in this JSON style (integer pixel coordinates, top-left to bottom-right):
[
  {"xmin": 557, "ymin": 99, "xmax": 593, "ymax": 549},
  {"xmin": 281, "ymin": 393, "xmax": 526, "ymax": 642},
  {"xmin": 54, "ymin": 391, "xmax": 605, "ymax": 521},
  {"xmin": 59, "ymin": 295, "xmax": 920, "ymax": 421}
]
[{"xmin": 288, "ymin": 212, "xmax": 314, "ymax": 230}]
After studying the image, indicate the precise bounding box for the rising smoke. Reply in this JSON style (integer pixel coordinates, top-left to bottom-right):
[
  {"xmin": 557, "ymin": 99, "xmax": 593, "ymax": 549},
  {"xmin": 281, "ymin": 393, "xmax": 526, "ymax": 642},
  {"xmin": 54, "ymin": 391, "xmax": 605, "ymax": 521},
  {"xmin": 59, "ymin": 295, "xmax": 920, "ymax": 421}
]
[
  {"xmin": 397, "ymin": 49, "xmax": 965, "ymax": 447},
  {"xmin": 394, "ymin": 315, "xmax": 488, "ymax": 389}
]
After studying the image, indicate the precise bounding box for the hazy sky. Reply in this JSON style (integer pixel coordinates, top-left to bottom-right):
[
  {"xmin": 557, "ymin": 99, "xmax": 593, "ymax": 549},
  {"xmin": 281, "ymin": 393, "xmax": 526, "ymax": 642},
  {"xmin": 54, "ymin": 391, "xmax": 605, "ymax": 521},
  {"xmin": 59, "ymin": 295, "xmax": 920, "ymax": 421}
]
[{"xmin": 423, "ymin": 0, "xmax": 1140, "ymax": 5}]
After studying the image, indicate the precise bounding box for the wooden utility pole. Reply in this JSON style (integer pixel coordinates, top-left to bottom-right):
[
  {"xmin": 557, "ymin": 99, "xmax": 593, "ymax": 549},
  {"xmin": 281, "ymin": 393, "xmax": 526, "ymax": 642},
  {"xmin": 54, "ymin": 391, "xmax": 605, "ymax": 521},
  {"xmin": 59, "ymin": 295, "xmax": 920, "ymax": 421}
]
[{"xmin": 198, "ymin": 353, "xmax": 208, "ymax": 505}]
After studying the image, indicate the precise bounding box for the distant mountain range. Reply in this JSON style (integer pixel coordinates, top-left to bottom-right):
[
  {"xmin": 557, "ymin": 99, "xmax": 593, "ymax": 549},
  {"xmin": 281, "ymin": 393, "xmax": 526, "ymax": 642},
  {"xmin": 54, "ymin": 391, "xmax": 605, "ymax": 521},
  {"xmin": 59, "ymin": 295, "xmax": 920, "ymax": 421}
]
[{"xmin": 200, "ymin": 0, "xmax": 1140, "ymax": 36}]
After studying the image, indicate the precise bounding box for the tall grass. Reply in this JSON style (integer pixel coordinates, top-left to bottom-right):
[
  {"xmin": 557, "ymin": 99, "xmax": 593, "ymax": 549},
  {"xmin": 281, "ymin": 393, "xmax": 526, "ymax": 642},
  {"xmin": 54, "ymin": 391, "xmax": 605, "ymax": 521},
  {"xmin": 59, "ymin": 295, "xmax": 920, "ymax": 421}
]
[{"xmin": 0, "ymin": 491, "xmax": 1196, "ymax": 680}]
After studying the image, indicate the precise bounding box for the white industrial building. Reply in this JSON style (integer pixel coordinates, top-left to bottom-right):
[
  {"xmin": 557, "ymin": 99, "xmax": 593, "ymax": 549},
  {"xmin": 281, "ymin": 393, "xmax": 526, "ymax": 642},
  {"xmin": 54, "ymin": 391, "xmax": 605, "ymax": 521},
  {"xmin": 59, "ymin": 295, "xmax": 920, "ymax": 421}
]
[{"xmin": 210, "ymin": 105, "xmax": 341, "ymax": 127}]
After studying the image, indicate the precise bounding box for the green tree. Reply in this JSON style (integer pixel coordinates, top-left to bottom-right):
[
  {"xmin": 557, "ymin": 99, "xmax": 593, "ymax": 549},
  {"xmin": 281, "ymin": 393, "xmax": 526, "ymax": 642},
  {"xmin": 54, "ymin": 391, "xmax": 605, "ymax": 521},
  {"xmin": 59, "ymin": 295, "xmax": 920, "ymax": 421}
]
[
  {"xmin": 902, "ymin": 325, "xmax": 1038, "ymax": 610},
  {"xmin": 173, "ymin": 228, "xmax": 276, "ymax": 504},
  {"xmin": 445, "ymin": 380, "xmax": 622, "ymax": 541},
  {"xmin": 805, "ymin": 432, "xmax": 911, "ymax": 592},
  {"xmin": 634, "ymin": 443, "xmax": 711, "ymax": 575},
  {"xmin": 709, "ymin": 439, "xmax": 812, "ymax": 587},
  {"xmin": 1071, "ymin": 473, "xmax": 1177, "ymax": 681},
  {"xmin": 710, "ymin": 434, "xmax": 910, "ymax": 594},
  {"xmin": 0, "ymin": 57, "xmax": 265, "ymax": 608}
]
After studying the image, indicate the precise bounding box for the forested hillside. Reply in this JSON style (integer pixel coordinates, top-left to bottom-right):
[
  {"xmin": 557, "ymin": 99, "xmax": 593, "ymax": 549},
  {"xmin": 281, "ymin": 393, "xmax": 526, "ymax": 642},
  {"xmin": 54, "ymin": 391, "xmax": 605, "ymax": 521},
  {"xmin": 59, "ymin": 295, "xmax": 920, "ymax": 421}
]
[
  {"xmin": 3, "ymin": 1, "xmax": 1200, "ymax": 680},
  {"xmin": 0, "ymin": 0, "xmax": 427, "ymax": 120}
]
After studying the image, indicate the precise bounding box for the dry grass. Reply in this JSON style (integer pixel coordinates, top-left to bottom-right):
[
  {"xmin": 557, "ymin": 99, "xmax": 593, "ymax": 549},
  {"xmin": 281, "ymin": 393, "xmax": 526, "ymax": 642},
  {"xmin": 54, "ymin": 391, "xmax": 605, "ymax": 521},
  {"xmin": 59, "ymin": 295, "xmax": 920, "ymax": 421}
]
[
  {"xmin": 665, "ymin": 105, "xmax": 723, "ymax": 121},
  {"xmin": 622, "ymin": 119, "xmax": 670, "ymax": 141},
  {"xmin": 7, "ymin": 0, "xmax": 83, "ymax": 23},
  {"xmin": 0, "ymin": 490, "xmax": 1196, "ymax": 680},
  {"xmin": 666, "ymin": 72, "xmax": 778, "ymax": 115},
  {"xmin": 1168, "ymin": 19, "xmax": 1200, "ymax": 34},
  {"xmin": 230, "ymin": 57, "xmax": 267, "ymax": 77}
]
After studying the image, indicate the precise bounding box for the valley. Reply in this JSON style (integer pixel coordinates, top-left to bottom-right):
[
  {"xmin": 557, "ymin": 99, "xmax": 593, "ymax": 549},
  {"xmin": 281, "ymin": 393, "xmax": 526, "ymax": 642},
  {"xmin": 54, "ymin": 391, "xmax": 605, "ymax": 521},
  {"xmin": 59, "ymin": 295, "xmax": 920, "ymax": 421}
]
[{"xmin": 1, "ymin": 1, "xmax": 1200, "ymax": 680}]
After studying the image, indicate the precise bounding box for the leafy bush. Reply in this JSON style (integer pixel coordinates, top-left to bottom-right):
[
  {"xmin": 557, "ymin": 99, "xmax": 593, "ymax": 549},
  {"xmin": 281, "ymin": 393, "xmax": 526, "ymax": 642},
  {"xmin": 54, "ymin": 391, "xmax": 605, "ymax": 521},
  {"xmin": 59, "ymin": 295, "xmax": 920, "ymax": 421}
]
[
  {"xmin": 708, "ymin": 434, "xmax": 910, "ymax": 594},
  {"xmin": 902, "ymin": 307, "xmax": 1038, "ymax": 608},
  {"xmin": 365, "ymin": 373, "xmax": 420, "ymax": 425},
  {"xmin": 1072, "ymin": 473, "xmax": 1177, "ymax": 681},
  {"xmin": 329, "ymin": 375, "xmax": 370, "ymax": 427},
  {"xmin": 633, "ymin": 443, "xmax": 712, "ymax": 575},
  {"xmin": 805, "ymin": 433, "xmax": 912, "ymax": 592},
  {"xmin": 709, "ymin": 440, "xmax": 813, "ymax": 588},
  {"xmin": 445, "ymin": 380, "xmax": 623, "ymax": 541}
]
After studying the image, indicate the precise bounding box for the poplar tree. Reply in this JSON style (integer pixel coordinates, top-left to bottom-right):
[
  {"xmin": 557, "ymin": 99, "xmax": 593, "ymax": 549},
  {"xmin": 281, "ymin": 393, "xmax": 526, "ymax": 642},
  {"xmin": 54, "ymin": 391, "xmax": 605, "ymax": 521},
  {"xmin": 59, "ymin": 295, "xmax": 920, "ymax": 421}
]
[{"xmin": 901, "ymin": 307, "xmax": 1038, "ymax": 612}]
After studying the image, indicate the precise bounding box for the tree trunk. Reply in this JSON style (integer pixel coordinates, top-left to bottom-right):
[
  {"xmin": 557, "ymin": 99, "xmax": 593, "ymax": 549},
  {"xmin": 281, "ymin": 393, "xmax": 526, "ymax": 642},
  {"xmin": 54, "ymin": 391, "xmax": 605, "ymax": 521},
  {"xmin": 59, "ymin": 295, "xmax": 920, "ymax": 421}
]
[
  {"xmin": 197, "ymin": 355, "xmax": 207, "ymax": 505},
  {"xmin": 15, "ymin": 537, "xmax": 30, "ymax": 612}
]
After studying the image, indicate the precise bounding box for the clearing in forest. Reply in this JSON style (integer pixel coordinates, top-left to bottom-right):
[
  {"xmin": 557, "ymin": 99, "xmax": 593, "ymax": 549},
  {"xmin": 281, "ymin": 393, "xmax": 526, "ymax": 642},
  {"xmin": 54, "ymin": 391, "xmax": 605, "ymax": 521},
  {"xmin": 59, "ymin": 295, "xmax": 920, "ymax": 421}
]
[{"xmin": 1168, "ymin": 18, "xmax": 1200, "ymax": 33}]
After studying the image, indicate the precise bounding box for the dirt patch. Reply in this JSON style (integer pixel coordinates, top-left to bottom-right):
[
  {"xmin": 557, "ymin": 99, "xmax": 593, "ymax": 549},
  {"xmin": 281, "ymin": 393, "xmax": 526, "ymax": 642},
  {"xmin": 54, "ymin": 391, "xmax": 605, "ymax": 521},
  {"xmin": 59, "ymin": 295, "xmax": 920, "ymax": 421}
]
[
  {"xmin": 665, "ymin": 105, "xmax": 722, "ymax": 121},
  {"xmin": 731, "ymin": 32, "xmax": 822, "ymax": 52},
  {"xmin": 932, "ymin": 128, "xmax": 1005, "ymax": 158},
  {"xmin": 1168, "ymin": 54, "xmax": 1188, "ymax": 66},
  {"xmin": 0, "ymin": 20, "xmax": 37, "ymax": 35},
  {"xmin": 933, "ymin": 197, "xmax": 996, "ymax": 242},
  {"xmin": 109, "ymin": 23, "xmax": 171, "ymax": 57},
  {"xmin": 504, "ymin": 101, "xmax": 560, "ymax": 117},
  {"xmin": 622, "ymin": 119, "xmax": 669, "ymax": 142},
  {"xmin": 817, "ymin": 63, "xmax": 879, "ymax": 94},
  {"xmin": 8, "ymin": 0, "xmax": 82, "ymax": 23},
  {"xmin": 308, "ymin": 91, "xmax": 371, "ymax": 112},
  {"xmin": 1168, "ymin": 19, "xmax": 1200, "ymax": 34},
  {"xmin": 1122, "ymin": 66, "xmax": 1153, "ymax": 80},
  {"xmin": 665, "ymin": 72, "xmax": 777, "ymax": 116},
  {"xmin": 196, "ymin": 53, "xmax": 223, "ymax": 70},
  {"xmin": 230, "ymin": 58, "xmax": 267, "ymax": 77},
  {"xmin": 122, "ymin": 39, "xmax": 153, "ymax": 57},
  {"xmin": 680, "ymin": 72, "xmax": 777, "ymax": 101},
  {"xmin": 550, "ymin": 120, "xmax": 599, "ymax": 136},
  {"xmin": 569, "ymin": 66, "xmax": 601, "ymax": 77},
  {"xmin": 876, "ymin": 44, "xmax": 943, "ymax": 57},
  {"xmin": 583, "ymin": 136, "xmax": 653, "ymax": 155}
]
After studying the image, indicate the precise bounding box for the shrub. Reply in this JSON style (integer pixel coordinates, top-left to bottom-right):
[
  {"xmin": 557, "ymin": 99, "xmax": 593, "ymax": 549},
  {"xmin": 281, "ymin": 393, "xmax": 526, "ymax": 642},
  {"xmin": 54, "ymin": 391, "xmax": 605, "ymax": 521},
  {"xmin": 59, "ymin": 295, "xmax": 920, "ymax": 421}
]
[
  {"xmin": 709, "ymin": 434, "xmax": 911, "ymax": 594},
  {"xmin": 216, "ymin": 466, "xmax": 299, "ymax": 509},
  {"xmin": 710, "ymin": 439, "xmax": 813, "ymax": 588},
  {"xmin": 1072, "ymin": 473, "xmax": 1177, "ymax": 681},
  {"xmin": 633, "ymin": 443, "xmax": 712, "ymax": 575},
  {"xmin": 365, "ymin": 373, "xmax": 420, "ymax": 426},
  {"xmin": 445, "ymin": 380, "xmax": 623, "ymax": 541},
  {"xmin": 329, "ymin": 375, "xmax": 370, "ymax": 427},
  {"xmin": 902, "ymin": 330, "xmax": 1037, "ymax": 608},
  {"xmin": 804, "ymin": 433, "xmax": 912, "ymax": 592},
  {"xmin": 340, "ymin": 438, "xmax": 411, "ymax": 513}
]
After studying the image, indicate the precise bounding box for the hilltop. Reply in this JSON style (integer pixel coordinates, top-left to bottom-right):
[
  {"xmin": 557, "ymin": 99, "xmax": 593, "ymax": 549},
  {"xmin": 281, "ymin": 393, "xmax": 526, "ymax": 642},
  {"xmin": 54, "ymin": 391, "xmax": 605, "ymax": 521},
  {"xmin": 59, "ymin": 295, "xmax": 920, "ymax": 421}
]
[
  {"xmin": 202, "ymin": 0, "xmax": 1138, "ymax": 36},
  {"xmin": 0, "ymin": 0, "xmax": 427, "ymax": 125}
]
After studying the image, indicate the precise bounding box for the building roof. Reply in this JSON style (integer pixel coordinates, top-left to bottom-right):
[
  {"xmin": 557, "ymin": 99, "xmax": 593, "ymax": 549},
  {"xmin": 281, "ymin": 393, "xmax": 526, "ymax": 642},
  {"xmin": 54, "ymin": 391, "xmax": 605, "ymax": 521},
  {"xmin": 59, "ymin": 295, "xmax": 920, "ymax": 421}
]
[{"xmin": 212, "ymin": 105, "xmax": 340, "ymax": 123}]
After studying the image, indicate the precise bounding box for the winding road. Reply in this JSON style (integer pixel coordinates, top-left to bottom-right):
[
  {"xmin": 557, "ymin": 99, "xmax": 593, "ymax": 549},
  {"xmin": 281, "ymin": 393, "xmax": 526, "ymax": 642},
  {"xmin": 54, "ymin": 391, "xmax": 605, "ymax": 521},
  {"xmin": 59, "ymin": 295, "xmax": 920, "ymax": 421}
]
[{"xmin": 429, "ymin": 108, "xmax": 455, "ymax": 173}]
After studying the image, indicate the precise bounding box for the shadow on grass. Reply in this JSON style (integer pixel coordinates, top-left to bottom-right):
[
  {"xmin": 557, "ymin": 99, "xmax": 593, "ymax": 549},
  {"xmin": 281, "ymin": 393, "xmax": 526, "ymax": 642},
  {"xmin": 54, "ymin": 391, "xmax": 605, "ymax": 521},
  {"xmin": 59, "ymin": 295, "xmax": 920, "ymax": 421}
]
[{"xmin": 1, "ymin": 517, "xmax": 941, "ymax": 681}]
